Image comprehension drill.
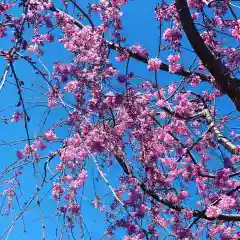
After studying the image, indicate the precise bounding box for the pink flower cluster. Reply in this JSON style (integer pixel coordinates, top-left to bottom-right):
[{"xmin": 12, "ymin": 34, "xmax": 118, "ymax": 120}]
[
  {"xmin": 105, "ymin": 92, "xmax": 123, "ymax": 107},
  {"xmin": 28, "ymin": 0, "xmax": 52, "ymax": 16},
  {"xmin": 206, "ymin": 205, "xmax": 222, "ymax": 218},
  {"xmin": 155, "ymin": 4, "xmax": 177, "ymax": 21},
  {"xmin": 163, "ymin": 28, "xmax": 182, "ymax": 42},
  {"xmin": 52, "ymin": 183, "xmax": 64, "ymax": 200},
  {"xmin": 70, "ymin": 169, "xmax": 87, "ymax": 189},
  {"xmin": 167, "ymin": 54, "xmax": 182, "ymax": 73},
  {"xmin": 129, "ymin": 44, "xmax": 149, "ymax": 57},
  {"xmin": 55, "ymin": 11, "xmax": 107, "ymax": 65},
  {"xmin": 0, "ymin": 26, "xmax": 6, "ymax": 38},
  {"xmin": 64, "ymin": 80, "xmax": 79, "ymax": 92},
  {"xmin": 231, "ymin": 20, "xmax": 240, "ymax": 41},
  {"xmin": 44, "ymin": 130, "xmax": 56, "ymax": 141},
  {"xmin": 189, "ymin": 74, "xmax": 201, "ymax": 86},
  {"xmin": 11, "ymin": 111, "xmax": 23, "ymax": 123},
  {"xmin": 124, "ymin": 233, "xmax": 145, "ymax": 240},
  {"xmin": 147, "ymin": 58, "xmax": 162, "ymax": 71}
]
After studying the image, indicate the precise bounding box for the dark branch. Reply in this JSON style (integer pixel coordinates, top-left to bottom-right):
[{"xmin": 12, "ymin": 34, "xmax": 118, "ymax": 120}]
[
  {"xmin": 49, "ymin": 6, "xmax": 212, "ymax": 81},
  {"xmin": 114, "ymin": 153, "xmax": 240, "ymax": 222},
  {"xmin": 175, "ymin": 0, "xmax": 240, "ymax": 110}
]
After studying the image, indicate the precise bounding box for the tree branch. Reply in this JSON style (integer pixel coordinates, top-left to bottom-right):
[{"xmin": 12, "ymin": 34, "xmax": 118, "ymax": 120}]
[
  {"xmin": 175, "ymin": 0, "xmax": 240, "ymax": 110},
  {"xmin": 49, "ymin": 6, "xmax": 212, "ymax": 81},
  {"xmin": 114, "ymin": 153, "xmax": 240, "ymax": 222}
]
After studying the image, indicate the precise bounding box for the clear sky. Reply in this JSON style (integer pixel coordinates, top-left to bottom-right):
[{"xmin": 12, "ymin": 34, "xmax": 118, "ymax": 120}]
[
  {"xmin": 0, "ymin": 1, "xmax": 160, "ymax": 239},
  {"xmin": 0, "ymin": 0, "xmax": 239, "ymax": 239}
]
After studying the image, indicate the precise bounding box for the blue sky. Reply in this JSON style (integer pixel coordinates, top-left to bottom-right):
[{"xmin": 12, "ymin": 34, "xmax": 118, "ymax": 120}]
[
  {"xmin": 0, "ymin": 0, "xmax": 239, "ymax": 239},
  {"xmin": 0, "ymin": 1, "xmax": 160, "ymax": 239}
]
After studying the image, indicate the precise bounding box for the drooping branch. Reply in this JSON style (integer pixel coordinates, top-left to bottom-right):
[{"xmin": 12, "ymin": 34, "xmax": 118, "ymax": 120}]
[
  {"xmin": 106, "ymin": 40, "xmax": 211, "ymax": 81},
  {"xmin": 175, "ymin": 0, "xmax": 240, "ymax": 110},
  {"xmin": 68, "ymin": 0, "xmax": 95, "ymax": 29},
  {"xmin": 49, "ymin": 4, "xmax": 240, "ymax": 111},
  {"xmin": 49, "ymin": 1, "xmax": 240, "ymax": 225},
  {"xmin": 157, "ymin": 105, "xmax": 239, "ymax": 156},
  {"xmin": 114, "ymin": 153, "xmax": 240, "ymax": 222},
  {"xmin": 49, "ymin": 6, "xmax": 212, "ymax": 80}
]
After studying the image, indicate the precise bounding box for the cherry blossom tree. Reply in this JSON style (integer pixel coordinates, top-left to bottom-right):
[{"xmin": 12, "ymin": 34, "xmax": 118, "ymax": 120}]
[{"xmin": 1, "ymin": 0, "xmax": 240, "ymax": 239}]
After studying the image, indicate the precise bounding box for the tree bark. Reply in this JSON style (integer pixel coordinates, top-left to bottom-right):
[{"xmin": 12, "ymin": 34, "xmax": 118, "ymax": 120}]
[{"xmin": 175, "ymin": 0, "xmax": 240, "ymax": 110}]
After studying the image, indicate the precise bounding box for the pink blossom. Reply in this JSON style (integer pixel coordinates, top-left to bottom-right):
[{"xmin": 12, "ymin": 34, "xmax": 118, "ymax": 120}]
[
  {"xmin": 155, "ymin": 4, "xmax": 176, "ymax": 21},
  {"xmin": 181, "ymin": 209, "xmax": 193, "ymax": 219},
  {"xmin": 163, "ymin": 28, "xmax": 182, "ymax": 42},
  {"xmin": 110, "ymin": 0, "xmax": 128, "ymax": 8},
  {"xmin": 162, "ymin": 157, "xmax": 177, "ymax": 169},
  {"xmin": 231, "ymin": 21, "xmax": 240, "ymax": 41},
  {"xmin": 154, "ymin": 88, "xmax": 166, "ymax": 99},
  {"xmin": 129, "ymin": 44, "xmax": 148, "ymax": 57},
  {"xmin": 187, "ymin": 0, "xmax": 203, "ymax": 8},
  {"xmin": 44, "ymin": 130, "xmax": 56, "ymax": 141},
  {"xmin": 56, "ymin": 163, "xmax": 64, "ymax": 171},
  {"xmin": 61, "ymin": 175, "xmax": 73, "ymax": 183},
  {"xmin": 115, "ymin": 51, "xmax": 129, "ymax": 61},
  {"xmin": 124, "ymin": 233, "xmax": 144, "ymax": 240},
  {"xmin": 0, "ymin": 26, "xmax": 7, "ymax": 38},
  {"xmin": 24, "ymin": 144, "xmax": 36, "ymax": 156},
  {"xmin": 105, "ymin": 92, "xmax": 123, "ymax": 107},
  {"xmin": 219, "ymin": 195, "xmax": 236, "ymax": 210},
  {"xmin": 48, "ymin": 95, "xmax": 58, "ymax": 107},
  {"xmin": 179, "ymin": 191, "xmax": 188, "ymax": 199},
  {"xmin": 168, "ymin": 83, "xmax": 177, "ymax": 95},
  {"xmin": 27, "ymin": 44, "xmax": 38, "ymax": 53},
  {"xmin": 167, "ymin": 192, "xmax": 179, "ymax": 204},
  {"xmin": 167, "ymin": 54, "xmax": 180, "ymax": 63},
  {"xmin": 11, "ymin": 111, "xmax": 23, "ymax": 123},
  {"xmin": 157, "ymin": 99, "xmax": 166, "ymax": 107},
  {"xmin": 64, "ymin": 80, "xmax": 78, "ymax": 92},
  {"xmin": 68, "ymin": 202, "xmax": 80, "ymax": 214},
  {"xmin": 60, "ymin": 146, "xmax": 76, "ymax": 162},
  {"xmin": 190, "ymin": 74, "xmax": 201, "ymax": 86},
  {"xmin": 32, "ymin": 137, "xmax": 46, "ymax": 150},
  {"xmin": 167, "ymin": 54, "xmax": 182, "ymax": 73},
  {"xmin": 191, "ymin": 12, "xmax": 199, "ymax": 20},
  {"xmin": 206, "ymin": 206, "xmax": 222, "ymax": 218},
  {"xmin": 236, "ymin": 145, "xmax": 240, "ymax": 154},
  {"xmin": 103, "ymin": 66, "xmax": 119, "ymax": 78},
  {"xmin": 90, "ymin": 4, "xmax": 101, "ymax": 12},
  {"xmin": 1, "ymin": 0, "xmax": 240, "ymax": 237},
  {"xmin": 169, "ymin": 63, "xmax": 182, "ymax": 73},
  {"xmin": 147, "ymin": 58, "xmax": 162, "ymax": 71},
  {"xmin": 17, "ymin": 150, "xmax": 25, "ymax": 159},
  {"xmin": 70, "ymin": 169, "xmax": 87, "ymax": 189},
  {"xmin": 52, "ymin": 183, "xmax": 64, "ymax": 200}
]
